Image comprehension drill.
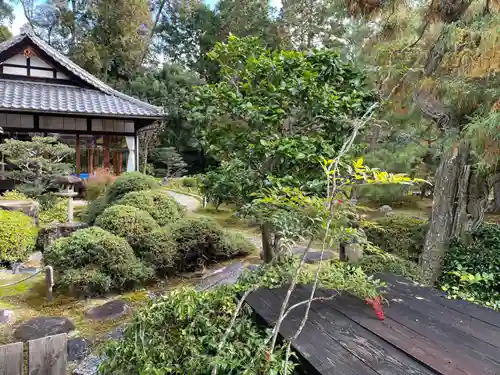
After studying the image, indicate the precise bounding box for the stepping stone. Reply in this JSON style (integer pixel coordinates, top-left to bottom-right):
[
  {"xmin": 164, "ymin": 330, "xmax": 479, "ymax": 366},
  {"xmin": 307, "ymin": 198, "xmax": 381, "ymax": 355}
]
[
  {"xmin": 0, "ymin": 309, "xmax": 14, "ymax": 324},
  {"xmin": 103, "ymin": 324, "xmax": 127, "ymax": 340},
  {"xmin": 68, "ymin": 338, "xmax": 91, "ymax": 361},
  {"xmin": 14, "ymin": 316, "xmax": 75, "ymax": 341},
  {"xmin": 303, "ymin": 251, "xmax": 335, "ymax": 264},
  {"xmin": 196, "ymin": 262, "xmax": 244, "ymax": 291},
  {"xmin": 246, "ymin": 264, "xmax": 260, "ymax": 271},
  {"xmin": 73, "ymin": 355, "xmax": 106, "ymax": 375},
  {"xmin": 85, "ymin": 300, "xmax": 131, "ymax": 321}
]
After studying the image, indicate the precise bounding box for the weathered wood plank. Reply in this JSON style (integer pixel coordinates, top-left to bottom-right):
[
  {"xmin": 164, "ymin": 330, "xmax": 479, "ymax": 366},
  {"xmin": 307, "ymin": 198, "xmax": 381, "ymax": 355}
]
[
  {"xmin": 273, "ymin": 285, "xmax": 436, "ymax": 375},
  {"xmin": 326, "ymin": 292, "xmax": 497, "ymax": 375},
  {"xmin": 381, "ymin": 285, "xmax": 500, "ymax": 358},
  {"xmin": 0, "ymin": 342, "xmax": 24, "ymax": 375},
  {"xmin": 246, "ymin": 287, "xmax": 378, "ymax": 375},
  {"xmin": 377, "ymin": 273, "xmax": 500, "ymax": 329},
  {"xmin": 28, "ymin": 333, "xmax": 67, "ymax": 375}
]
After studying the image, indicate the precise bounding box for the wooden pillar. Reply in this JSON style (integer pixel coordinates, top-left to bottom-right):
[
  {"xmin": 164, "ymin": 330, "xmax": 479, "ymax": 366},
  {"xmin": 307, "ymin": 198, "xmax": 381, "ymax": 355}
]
[
  {"xmin": 75, "ymin": 134, "xmax": 81, "ymax": 177},
  {"xmin": 118, "ymin": 151, "xmax": 123, "ymax": 175},
  {"xmin": 88, "ymin": 148, "xmax": 94, "ymax": 175},
  {"xmin": 103, "ymin": 135, "xmax": 110, "ymax": 171},
  {"xmin": 93, "ymin": 148, "xmax": 98, "ymax": 172}
]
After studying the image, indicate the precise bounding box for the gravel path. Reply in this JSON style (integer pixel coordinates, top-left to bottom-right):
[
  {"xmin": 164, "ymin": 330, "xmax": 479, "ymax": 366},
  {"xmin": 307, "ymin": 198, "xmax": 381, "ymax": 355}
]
[{"xmin": 166, "ymin": 191, "xmax": 200, "ymax": 212}]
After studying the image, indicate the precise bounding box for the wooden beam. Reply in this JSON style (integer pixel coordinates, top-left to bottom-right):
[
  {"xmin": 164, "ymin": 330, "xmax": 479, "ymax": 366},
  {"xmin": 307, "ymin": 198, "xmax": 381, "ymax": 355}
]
[{"xmin": 75, "ymin": 134, "xmax": 81, "ymax": 177}]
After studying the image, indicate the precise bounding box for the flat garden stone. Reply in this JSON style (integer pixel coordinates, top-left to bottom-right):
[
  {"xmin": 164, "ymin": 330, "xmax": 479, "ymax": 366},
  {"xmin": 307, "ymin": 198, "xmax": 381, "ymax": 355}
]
[
  {"xmin": 246, "ymin": 264, "xmax": 260, "ymax": 271},
  {"xmin": 85, "ymin": 300, "xmax": 131, "ymax": 321},
  {"xmin": 68, "ymin": 338, "xmax": 91, "ymax": 361},
  {"xmin": 0, "ymin": 309, "xmax": 14, "ymax": 324},
  {"xmin": 303, "ymin": 251, "xmax": 335, "ymax": 264},
  {"xmin": 14, "ymin": 316, "xmax": 75, "ymax": 341},
  {"xmin": 73, "ymin": 355, "xmax": 106, "ymax": 375},
  {"xmin": 196, "ymin": 262, "xmax": 244, "ymax": 291},
  {"xmin": 103, "ymin": 324, "xmax": 127, "ymax": 340}
]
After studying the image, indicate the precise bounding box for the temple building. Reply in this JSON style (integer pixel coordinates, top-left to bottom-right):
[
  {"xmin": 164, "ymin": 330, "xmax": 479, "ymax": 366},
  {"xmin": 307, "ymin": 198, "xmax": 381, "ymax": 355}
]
[{"xmin": 0, "ymin": 28, "xmax": 163, "ymax": 184}]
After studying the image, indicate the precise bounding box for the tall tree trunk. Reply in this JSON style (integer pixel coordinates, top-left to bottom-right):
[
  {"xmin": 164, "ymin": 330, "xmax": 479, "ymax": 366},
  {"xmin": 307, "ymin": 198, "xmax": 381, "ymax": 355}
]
[{"xmin": 420, "ymin": 142, "xmax": 489, "ymax": 284}]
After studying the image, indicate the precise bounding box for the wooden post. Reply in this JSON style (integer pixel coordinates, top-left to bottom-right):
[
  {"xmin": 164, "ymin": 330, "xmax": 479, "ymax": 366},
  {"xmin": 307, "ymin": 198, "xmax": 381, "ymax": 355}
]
[
  {"xmin": 0, "ymin": 342, "xmax": 23, "ymax": 375},
  {"xmin": 88, "ymin": 148, "xmax": 93, "ymax": 175},
  {"xmin": 118, "ymin": 151, "xmax": 123, "ymax": 175},
  {"xmin": 75, "ymin": 134, "xmax": 81, "ymax": 177},
  {"xmin": 45, "ymin": 266, "xmax": 54, "ymax": 302},
  {"xmin": 28, "ymin": 334, "xmax": 67, "ymax": 375},
  {"xmin": 93, "ymin": 148, "xmax": 98, "ymax": 172},
  {"xmin": 103, "ymin": 136, "xmax": 110, "ymax": 171}
]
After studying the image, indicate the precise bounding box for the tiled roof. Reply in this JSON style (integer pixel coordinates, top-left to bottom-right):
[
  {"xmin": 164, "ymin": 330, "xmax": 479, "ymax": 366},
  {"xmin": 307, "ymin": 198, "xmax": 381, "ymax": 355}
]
[
  {"xmin": 0, "ymin": 80, "xmax": 160, "ymax": 117},
  {"xmin": 0, "ymin": 31, "xmax": 163, "ymax": 119}
]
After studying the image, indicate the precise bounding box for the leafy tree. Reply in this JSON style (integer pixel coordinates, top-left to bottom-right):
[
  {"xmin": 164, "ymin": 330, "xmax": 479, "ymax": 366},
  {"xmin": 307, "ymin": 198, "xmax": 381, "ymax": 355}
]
[
  {"xmin": 0, "ymin": 136, "xmax": 75, "ymax": 196},
  {"xmin": 0, "ymin": 0, "xmax": 14, "ymax": 42},
  {"xmin": 151, "ymin": 146, "xmax": 187, "ymax": 178},
  {"xmin": 21, "ymin": 0, "xmax": 152, "ymax": 81},
  {"xmin": 191, "ymin": 35, "xmax": 374, "ymax": 261},
  {"xmin": 348, "ymin": 0, "xmax": 500, "ymax": 283}
]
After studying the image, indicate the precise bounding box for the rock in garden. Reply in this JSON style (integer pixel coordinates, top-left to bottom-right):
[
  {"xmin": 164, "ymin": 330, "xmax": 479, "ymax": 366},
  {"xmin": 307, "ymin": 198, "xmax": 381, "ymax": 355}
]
[
  {"xmin": 85, "ymin": 300, "xmax": 131, "ymax": 321},
  {"xmin": 36, "ymin": 223, "xmax": 88, "ymax": 252},
  {"xmin": 103, "ymin": 324, "xmax": 127, "ymax": 340},
  {"xmin": 246, "ymin": 264, "xmax": 260, "ymax": 271},
  {"xmin": 68, "ymin": 338, "xmax": 91, "ymax": 361},
  {"xmin": 303, "ymin": 251, "xmax": 335, "ymax": 264},
  {"xmin": 0, "ymin": 309, "xmax": 14, "ymax": 324},
  {"xmin": 196, "ymin": 262, "xmax": 244, "ymax": 291},
  {"xmin": 379, "ymin": 205, "xmax": 393, "ymax": 215},
  {"xmin": 14, "ymin": 316, "xmax": 75, "ymax": 341},
  {"xmin": 72, "ymin": 355, "xmax": 106, "ymax": 375}
]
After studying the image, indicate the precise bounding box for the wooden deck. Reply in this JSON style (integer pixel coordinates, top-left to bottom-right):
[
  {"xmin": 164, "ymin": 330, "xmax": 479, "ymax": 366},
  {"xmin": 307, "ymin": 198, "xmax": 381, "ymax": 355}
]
[{"xmin": 246, "ymin": 274, "xmax": 500, "ymax": 375}]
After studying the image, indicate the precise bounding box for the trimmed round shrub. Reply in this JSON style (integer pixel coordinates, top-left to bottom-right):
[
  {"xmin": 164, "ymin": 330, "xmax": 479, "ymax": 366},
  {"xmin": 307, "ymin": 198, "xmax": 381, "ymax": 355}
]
[
  {"xmin": 116, "ymin": 189, "xmax": 186, "ymax": 226},
  {"xmin": 84, "ymin": 194, "xmax": 109, "ymax": 225},
  {"xmin": 0, "ymin": 210, "xmax": 38, "ymax": 263},
  {"xmin": 220, "ymin": 230, "xmax": 257, "ymax": 256},
  {"xmin": 182, "ymin": 177, "xmax": 197, "ymax": 188},
  {"xmin": 95, "ymin": 205, "xmax": 159, "ymax": 247},
  {"xmin": 105, "ymin": 172, "xmax": 161, "ymax": 203},
  {"xmin": 168, "ymin": 217, "xmax": 252, "ymax": 271},
  {"xmin": 44, "ymin": 227, "xmax": 153, "ymax": 296},
  {"xmin": 133, "ymin": 228, "xmax": 178, "ymax": 276},
  {"xmin": 362, "ymin": 216, "xmax": 427, "ymax": 262}
]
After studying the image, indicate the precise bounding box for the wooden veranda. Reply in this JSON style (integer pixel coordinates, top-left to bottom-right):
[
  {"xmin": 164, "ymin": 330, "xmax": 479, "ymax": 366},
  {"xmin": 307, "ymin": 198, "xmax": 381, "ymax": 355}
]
[{"xmin": 246, "ymin": 274, "xmax": 500, "ymax": 375}]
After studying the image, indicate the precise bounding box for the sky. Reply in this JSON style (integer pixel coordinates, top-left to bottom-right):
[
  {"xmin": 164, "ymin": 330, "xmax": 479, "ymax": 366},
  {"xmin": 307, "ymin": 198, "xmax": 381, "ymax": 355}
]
[{"xmin": 10, "ymin": 0, "xmax": 282, "ymax": 35}]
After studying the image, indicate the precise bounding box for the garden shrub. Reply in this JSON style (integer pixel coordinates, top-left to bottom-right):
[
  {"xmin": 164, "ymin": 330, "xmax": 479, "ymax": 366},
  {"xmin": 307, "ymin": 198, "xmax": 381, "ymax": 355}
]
[
  {"xmin": 358, "ymin": 184, "xmax": 418, "ymax": 207},
  {"xmin": 38, "ymin": 197, "xmax": 68, "ymax": 225},
  {"xmin": 168, "ymin": 217, "xmax": 252, "ymax": 271},
  {"xmin": 100, "ymin": 286, "xmax": 295, "ymax": 374},
  {"xmin": 84, "ymin": 168, "xmax": 117, "ymax": 201},
  {"xmin": 133, "ymin": 228, "xmax": 178, "ymax": 276},
  {"xmin": 116, "ymin": 189, "xmax": 186, "ymax": 226},
  {"xmin": 0, "ymin": 190, "xmax": 30, "ymax": 201},
  {"xmin": 105, "ymin": 172, "xmax": 160, "ymax": 203},
  {"xmin": 182, "ymin": 177, "xmax": 197, "ymax": 188},
  {"xmin": 84, "ymin": 194, "xmax": 108, "ymax": 225},
  {"xmin": 362, "ymin": 216, "xmax": 427, "ymax": 261},
  {"xmin": 356, "ymin": 253, "xmax": 422, "ymax": 281},
  {"xmin": 44, "ymin": 227, "xmax": 153, "ymax": 296},
  {"xmin": 439, "ymin": 223, "xmax": 500, "ymax": 310},
  {"xmin": 220, "ymin": 230, "xmax": 257, "ymax": 256},
  {"xmin": 95, "ymin": 205, "xmax": 159, "ymax": 247},
  {"xmin": 0, "ymin": 210, "xmax": 38, "ymax": 263}
]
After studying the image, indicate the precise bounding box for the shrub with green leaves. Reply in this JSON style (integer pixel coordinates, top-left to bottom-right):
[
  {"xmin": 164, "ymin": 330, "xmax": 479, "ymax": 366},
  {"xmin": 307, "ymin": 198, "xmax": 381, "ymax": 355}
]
[
  {"xmin": 133, "ymin": 227, "xmax": 178, "ymax": 276},
  {"xmin": 0, "ymin": 210, "xmax": 38, "ymax": 263},
  {"xmin": 44, "ymin": 227, "xmax": 153, "ymax": 296},
  {"xmin": 105, "ymin": 172, "xmax": 161, "ymax": 203},
  {"xmin": 116, "ymin": 189, "xmax": 186, "ymax": 226},
  {"xmin": 100, "ymin": 285, "xmax": 295, "ymax": 374},
  {"xmin": 182, "ymin": 177, "xmax": 197, "ymax": 188},
  {"xmin": 356, "ymin": 253, "xmax": 422, "ymax": 282},
  {"xmin": 84, "ymin": 194, "xmax": 108, "ymax": 225},
  {"xmin": 168, "ymin": 217, "xmax": 252, "ymax": 271},
  {"xmin": 358, "ymin": 184, "xmax": 418, "ymax": 207},
  {"xmin": 95, "ymin": 205, "xmax": 159, "ymax": 247},
  {"xmin": 439, "ymin": 223, "xmax": 500, "ymax": 310},
  {"xmin": 362, "ymin": 216, "xmax": 427, "ymax": 261}
]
